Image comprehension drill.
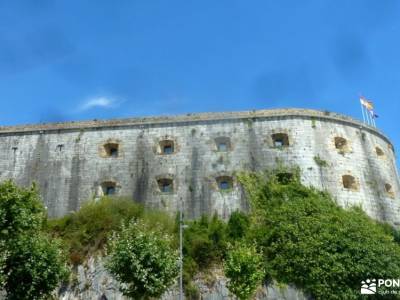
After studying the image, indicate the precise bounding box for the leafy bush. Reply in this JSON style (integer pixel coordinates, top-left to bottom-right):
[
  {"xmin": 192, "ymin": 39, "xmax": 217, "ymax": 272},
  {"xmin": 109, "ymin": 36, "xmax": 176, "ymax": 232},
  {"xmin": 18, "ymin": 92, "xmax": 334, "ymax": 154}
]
[
  {"xmin": 0, "ymin": 180, "xmax": 44, "ymax": 240},
  {"xmin": 106, "ymin": 220, "xmax": 179, "ymax": 299},
  {"xmin": 227, "ymin": 211, "xmax": 250, "ymax": 240},
  {"xmin": 183, "ymin": 214, "xmax": 227, "ymax": 273},
  {"xmin": 181, "ymin": 212, "xmax": 252, "ymax": 293},
  {"xmin": 239, "ymin": 170, "xmax": 400, "ymax": 300},
  {"xmin": 380, "ymin": 223, "xmax": 400, "ymax": 245},
  {"xmin": 224, "ymin": 243, "xmax": 265, "ymax": 300},
  {"xmin": 0, "ymin": 180, "xmax": 67, "ymax": 300},
  {"xmin": 3, "ymin": 234, "xmax": 68, "ymax": 300}
]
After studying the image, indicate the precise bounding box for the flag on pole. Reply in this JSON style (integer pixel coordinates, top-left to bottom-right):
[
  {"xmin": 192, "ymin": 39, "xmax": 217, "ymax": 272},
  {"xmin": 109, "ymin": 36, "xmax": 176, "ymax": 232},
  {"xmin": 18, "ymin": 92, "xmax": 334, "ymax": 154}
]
[
  {"xmin": 369, "ymin": 110, "xmax": 379, "ymax": 119},
  {"xmin": 360, "ymin": 96, "xmax": 374, "ymax": 111},
  {"xmin": 359, "ymin": 95, "xmax": 378, "ymax": 128}
]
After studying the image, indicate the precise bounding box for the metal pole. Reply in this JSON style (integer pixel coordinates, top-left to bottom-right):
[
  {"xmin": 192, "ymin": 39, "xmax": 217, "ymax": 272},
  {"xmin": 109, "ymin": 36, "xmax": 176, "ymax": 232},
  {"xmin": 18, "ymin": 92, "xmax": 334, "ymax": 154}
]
[
  {"xmin": 366, "ymin": 107, "xmax": 372, "ymax": 126},
  {"xmin": 360, "ymin": 102, "xmax": 366, "ymax": 124},
  {"xmin": 179, "ymin": 198, "xmax": 183, "ymax": 300},
  {"xmin": 368, "ymin": 110, "xmax": 375, "ymax": 127}
]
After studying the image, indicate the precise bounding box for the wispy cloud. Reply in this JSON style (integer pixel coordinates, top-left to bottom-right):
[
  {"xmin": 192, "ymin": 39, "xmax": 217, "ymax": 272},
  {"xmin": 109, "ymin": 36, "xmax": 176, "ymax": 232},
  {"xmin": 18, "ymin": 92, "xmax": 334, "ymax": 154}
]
[{"xmin": 78, "ymin": 96, "xmax": 121, "ymax": 111}]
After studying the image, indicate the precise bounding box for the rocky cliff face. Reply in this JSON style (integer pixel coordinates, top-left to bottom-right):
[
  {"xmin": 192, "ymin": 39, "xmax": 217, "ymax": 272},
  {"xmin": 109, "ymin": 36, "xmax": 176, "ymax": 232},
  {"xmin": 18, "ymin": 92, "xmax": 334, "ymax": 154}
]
[{"xmin": 56, "ymin": 256, "xmax": 308, "ymax": 300}]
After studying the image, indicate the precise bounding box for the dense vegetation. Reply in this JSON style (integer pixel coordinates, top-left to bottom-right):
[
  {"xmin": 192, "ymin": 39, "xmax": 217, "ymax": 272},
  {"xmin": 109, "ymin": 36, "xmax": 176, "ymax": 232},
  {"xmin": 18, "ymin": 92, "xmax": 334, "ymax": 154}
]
[
  {"xmin": 46, "ymin": 196, "xmax": 174, "ymax": 264},
  {"xmin": 3, "ymin": 169, "xmax": 400, "ymax": 299},
  {"xmin": 239, "ymin": 169, "xmax": 400, "ymax": 300}
]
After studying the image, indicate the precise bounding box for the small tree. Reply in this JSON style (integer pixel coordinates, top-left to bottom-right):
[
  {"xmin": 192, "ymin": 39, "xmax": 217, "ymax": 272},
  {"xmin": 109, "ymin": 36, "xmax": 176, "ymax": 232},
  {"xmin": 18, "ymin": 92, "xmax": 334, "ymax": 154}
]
[
  {"xmin": 106, "ymin": 221, "xmax": 179, "ymax": 299},
  {"xmin": 224, "ymin": 243, "xmax": 265, "ymax": 300},
  {"xmin": 0, "ymin": 180, "xmax": 44, "ymax": 240},
  {"xmin": 0, "ymin": 180, "xmax": 68, "ymax": 300},
  {"xmin": 3, "ymin": 234, "xmax": 68, "ymax": 300}
]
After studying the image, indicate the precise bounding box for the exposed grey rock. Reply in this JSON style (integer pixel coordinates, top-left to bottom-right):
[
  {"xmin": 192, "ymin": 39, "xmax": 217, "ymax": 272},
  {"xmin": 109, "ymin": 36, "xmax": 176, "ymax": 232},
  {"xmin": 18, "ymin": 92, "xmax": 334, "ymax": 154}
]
[
  {"xmin": 58, "ymin": 257, "xmax": 125, "ymax": 300},
  {"xmin": 56, "ymin": 256, "xmax": 308, "ymax": 300}
]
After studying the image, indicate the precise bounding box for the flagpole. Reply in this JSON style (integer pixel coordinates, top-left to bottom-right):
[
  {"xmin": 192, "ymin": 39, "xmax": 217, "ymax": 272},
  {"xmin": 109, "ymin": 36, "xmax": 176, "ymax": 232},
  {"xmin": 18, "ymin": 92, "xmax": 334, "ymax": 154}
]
[
  {"xmin": 365, "ymin": 107, "xmax": 372, "ymax": 126},
  {"xmin": 369, "ymin": 110, "xmax": 376, "ymax": 128},
  {"xmin": 360, "ymin": 95, "xmax": 378, "ymax": 128},
  {"xmin": 360, "ymin": 102, "xmax": 366, "ymax": 124},
  {"xmin": 368, "ymin": 111, "xmax": 373, "ymax": 127}
]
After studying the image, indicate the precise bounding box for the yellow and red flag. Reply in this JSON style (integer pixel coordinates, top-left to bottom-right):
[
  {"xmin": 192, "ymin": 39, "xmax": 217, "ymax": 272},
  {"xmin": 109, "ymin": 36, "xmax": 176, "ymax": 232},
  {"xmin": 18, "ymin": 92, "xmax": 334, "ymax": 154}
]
[{"xmin": 360, "ymin": 96, "xmax": 374, "ymax": 111}]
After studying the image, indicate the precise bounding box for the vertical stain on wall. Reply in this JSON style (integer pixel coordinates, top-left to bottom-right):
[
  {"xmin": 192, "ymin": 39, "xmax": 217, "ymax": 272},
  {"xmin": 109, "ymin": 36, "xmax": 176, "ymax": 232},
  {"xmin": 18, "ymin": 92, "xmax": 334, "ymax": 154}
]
[
  {"xmin": 200, "ymin": 180, "xmax": 212, "ymax": 217},
  {"xmin": 68, "ymin": 155, "xmax": 82, "ymax": 213},
  {"xmin": 187, "ymin": 147, "xmax": 200, "ymax": 219},
  {"xmin": 21, "ymin": 133, "xmax": 51, "ymax": 207},
  {"xmin": 133, "ymin": 135, "xmax": 149, "ymax": 204},
  {"xmin": 247, "ymin": 123, "xmax": 261, "ymax": 171}
]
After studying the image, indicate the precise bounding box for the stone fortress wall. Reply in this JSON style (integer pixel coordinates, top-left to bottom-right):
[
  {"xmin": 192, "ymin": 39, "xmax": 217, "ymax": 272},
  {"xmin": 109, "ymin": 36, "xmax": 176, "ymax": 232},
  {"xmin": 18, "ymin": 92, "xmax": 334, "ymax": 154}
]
[{"xmin": 0, "ymin": 108, "xmax": 399, "ymax": 226}]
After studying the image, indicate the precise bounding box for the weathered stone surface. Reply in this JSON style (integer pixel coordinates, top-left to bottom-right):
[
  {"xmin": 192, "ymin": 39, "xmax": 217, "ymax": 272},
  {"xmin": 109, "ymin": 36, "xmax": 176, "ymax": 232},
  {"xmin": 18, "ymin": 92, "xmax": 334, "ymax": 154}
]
[
  {"xmin": 0, "ymin": 108, "xmax": 399, "ymax": 226},
  {"xmin": 56, "ymin": 256, "xmax": 308, "ymax": 300},
  {"xmin": 58, "ymin": 257, "xmax": 124, "ymax": 300}
]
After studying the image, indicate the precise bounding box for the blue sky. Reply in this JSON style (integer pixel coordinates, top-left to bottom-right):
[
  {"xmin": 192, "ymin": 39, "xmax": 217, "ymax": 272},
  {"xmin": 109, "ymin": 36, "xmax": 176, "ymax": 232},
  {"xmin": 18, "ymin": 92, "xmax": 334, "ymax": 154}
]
[{"xmin": 0, "ymin": 1, "xmax": 399, "ymax": 162}]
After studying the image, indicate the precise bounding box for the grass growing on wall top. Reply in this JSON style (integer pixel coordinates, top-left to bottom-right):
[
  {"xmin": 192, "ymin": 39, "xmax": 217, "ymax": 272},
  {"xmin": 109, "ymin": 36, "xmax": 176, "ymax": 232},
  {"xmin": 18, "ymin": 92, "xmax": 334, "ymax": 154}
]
[{"xmin": 46, "ymin": 196, "xmax": 175, "ymax": 265}]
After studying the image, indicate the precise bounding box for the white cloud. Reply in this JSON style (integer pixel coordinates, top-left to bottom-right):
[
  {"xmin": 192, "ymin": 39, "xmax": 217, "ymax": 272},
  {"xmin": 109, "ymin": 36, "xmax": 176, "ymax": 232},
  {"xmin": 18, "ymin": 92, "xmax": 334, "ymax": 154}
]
[{"xmin": 79, "ymin": 97, "xmax": 120, "ymax": 111}]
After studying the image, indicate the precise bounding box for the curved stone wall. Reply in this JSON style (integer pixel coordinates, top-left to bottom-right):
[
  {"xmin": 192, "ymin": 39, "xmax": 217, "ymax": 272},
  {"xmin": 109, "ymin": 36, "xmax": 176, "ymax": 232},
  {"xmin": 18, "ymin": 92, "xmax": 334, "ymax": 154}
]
[{"xmin": 0, "ymin": 109, "xmax": 398, "ymax": 225}]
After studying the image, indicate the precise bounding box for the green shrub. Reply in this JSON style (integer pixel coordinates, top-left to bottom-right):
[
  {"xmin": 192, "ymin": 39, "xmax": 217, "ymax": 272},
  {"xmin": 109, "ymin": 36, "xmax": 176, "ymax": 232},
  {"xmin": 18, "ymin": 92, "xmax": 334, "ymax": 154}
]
[
  {"xmin": 183, "ymin": 214, "xmax": 227, "ymax": 273},
  {"xmin": 182, "ymin": 212, "xmax": 251, "ymax": 289},
  {"xmin": 224, "ymin": 243, "xmax": 265, "ymax": 300},
  {"xmin": 106, "ymin": 220, "xmax": 179, "ymax": 299},
  {"xmin": 0, "ymin": 180, "xmax": 45, "ymax": 241},
  {"xmin": 3, "ymin": 233, "xmax": 68, "ymax": 300},
  {"xmin": 227, "ymin": 211, "xmax": 250, "ymax": 240},
  {"xmin": 0, "ymin": 180, "xmax": 67, "ymax": 300},
  {"xmin": 239, "ymin": 170, "xmax": 400, "ymax": 300},
  {"xmin": 380, "ymin": 223, "xmax": 400, "ymax": 245}
]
